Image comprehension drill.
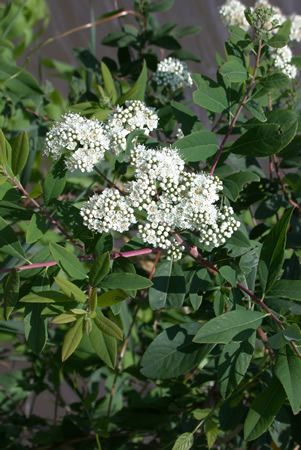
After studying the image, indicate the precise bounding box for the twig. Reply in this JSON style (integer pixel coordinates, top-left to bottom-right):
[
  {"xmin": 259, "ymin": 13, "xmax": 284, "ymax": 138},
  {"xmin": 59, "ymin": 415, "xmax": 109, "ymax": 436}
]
[
  {"xmin": 210, "ymin": 40, "xmax": 263, "ymax": 175},
  {"xmin": 0, "ymin": 248, "xmax": 156, "ymax": 273},
  {"xmin": 272, "ymin": 155, "xmax": 301, "ymax": 212},
  {"xmin": 94, "ymin": 166, "xmax": 125, "ymax": 194},
  {"xmin": 177, "ymin": 234, "xmax": 301, "ymax": 360}
]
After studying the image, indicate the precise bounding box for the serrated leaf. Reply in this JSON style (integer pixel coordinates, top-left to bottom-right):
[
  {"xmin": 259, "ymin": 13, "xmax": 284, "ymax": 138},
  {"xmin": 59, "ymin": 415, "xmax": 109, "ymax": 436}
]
[
  {"xmin": 49, "ymin": 243, "xmax": 87, "ymax": 280},
  {"xmin": 193, "ymin": 310, "xmax": 266, "ymax": 344},
  {"xmin": 62, "ymin": 318, "xmax": 84, "ymax": 361},
  {"xmin": 172, "ymin": 432, "xmax": 194, "ymax": 450}
]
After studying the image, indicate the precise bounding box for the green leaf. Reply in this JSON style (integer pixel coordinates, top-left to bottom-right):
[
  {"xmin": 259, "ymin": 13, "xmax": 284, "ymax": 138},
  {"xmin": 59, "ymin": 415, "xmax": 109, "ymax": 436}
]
[
  {"xmin": 24, "ymin": 304, "xmax": 48, "ymax": 354},
  {"xmin": 219, "ymin": 57, "xmax": 248, "ymax": 83},
  {"xmin": 172, "ymin": 433, "xmax": 194, "ymax": 450},
  {"xmin": 244, "ymin": 100, "xmax": 266, "ymax": 122},
  {"xmin": 89, "ymin": 321, "xmax": 117, "ymax": 368},
  {"xmin": 259, "ymin": 72, "xmax": 290, "ymax": 91},
  {"xmin": 258, "ymin": 209, "xmax": 293, "ymax": 293},
  {"xmin": 218, "ymin": 332, "xmax": 256, "ymax": 398},
  {"xmin": 148, "ymin": 0, "xmax": 174, "ymax": 12},
  {"xmin": 20, "ymin": 291, "xmax": 74, "ymax": 304},
  {"xmin": 223, "ymin": 170, "xmax": 260, "ymax": 201},
  {"xmin": 62, "ymin": 318, "xmax": 84, "ymax": 361},
  {"xmin": 118, "ymin": 61, "xmax": 147, "ymax": 103},
  {"xmin": 268, "ymin": 20, "xmax": 291, "ymax": 48},
  {"xmin": 244, "ymin": 378, "xmax": 286, "ymax": 441},
  {"xmin": 11, "ymin": 132, "xmax": 29, "ymax": 175},
  {"xmin": 275, "ymin": 346, "xmax": 301, "ymax": 414},
  {"xmin": 268, "ymin": 280, "xmax": 301, "ymax": 301},
  {"xmin": 98, "ymin": 289, "xmax": 128, "ymax": 307},
  {"xmin": 94, "ymin": 310, "xmax": 123, "ymax": 341},
  {"xmin": 0, "ymin": 216, "xmax": 25, "ymax": 260},
  {"xmin": 26, "ymin": 213, "xmax": 48, "ymax": 244},
  {"xmin": 219, "ymin": 266, "xmax": 236, "ymax": 287},
  {"xmin": 140, "ymin": 323, "xmax": 213, "ymax": 379},
  {"xmin": 49, "ymin": 243, "xmax": 87, "ymax": 280},
  {"xmin": 0, "ymin": 129, "xmax": 12, "ymax": 168},
  {"xmin": 173, "ymin": 130, "xmax": 218, "ymax": 162},
  {"xmin": 193, "ymin": 310, "xmax": 266, "ymax": 344},
  {"xmin": 101, "ymin": 61, "xmax": 117, "ymax": 104},
  {"xmin": 54, "ymin": 276, "xmax": 87, "ymax": 303},
  {"xmin": 149, "ymin": 261, "xmax": 186, "ymax": 310},
  {"xmin": 89, "ymin": 252, "xmax": 110, "ymax": 287},
  {"xmin": 192, "ymin": 74, "xmax": 228, "ymax": 113},
  {"xmin": 231, "ymin": 111, "xmax": 298, "ymax": 156},
  {"xmin": 102, "ymin": 272, "xmax": 152, "ymax": 290},
  {"xmin": 52, "ymin": 313, "xmax": 77, "ymax": 324},
  {"xmin": 4, "ymin": 270, "xmax": 19, "ymax": 320},
  {"xmin": 204, "ymin": 419, "xmax": 219, "ymax": 449},
  {"xmin": 43, "ymin": 158, "xmax": 66, "ymax": 205}
]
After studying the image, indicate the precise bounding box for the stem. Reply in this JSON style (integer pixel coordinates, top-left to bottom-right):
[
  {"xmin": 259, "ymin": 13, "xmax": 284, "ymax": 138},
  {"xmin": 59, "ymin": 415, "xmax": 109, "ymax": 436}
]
[
  {"xmin": 0, "ymin": 248, "xmax": 155, "ymax": 274},
  {"xmin": 94, "ymin": 167, "xmax": 125, "ymax": 194},
  {"xmin": 272, "ymin": 155, "xmax": 301, "ymax": 212},
  {"xmin": 210, "ymin": 40, "xmax": 263, "ymax": 175},
  {"xmin": 178, "ymin": 234, "xmax": 301, "ymax": 360}
]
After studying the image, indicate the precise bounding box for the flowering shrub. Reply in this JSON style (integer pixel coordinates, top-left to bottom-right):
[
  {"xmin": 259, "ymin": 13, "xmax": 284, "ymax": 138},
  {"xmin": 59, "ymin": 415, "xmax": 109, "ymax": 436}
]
[{"xmin": 1, "ymin": 0, "xmax": 301, "ymax": 449}]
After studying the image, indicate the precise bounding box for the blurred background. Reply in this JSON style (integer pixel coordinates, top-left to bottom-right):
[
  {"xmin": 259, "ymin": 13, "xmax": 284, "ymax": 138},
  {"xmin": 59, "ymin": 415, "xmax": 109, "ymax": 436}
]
[{"xmin": 33, "ymin": 0, "xmax": 301, "ymax": 86}]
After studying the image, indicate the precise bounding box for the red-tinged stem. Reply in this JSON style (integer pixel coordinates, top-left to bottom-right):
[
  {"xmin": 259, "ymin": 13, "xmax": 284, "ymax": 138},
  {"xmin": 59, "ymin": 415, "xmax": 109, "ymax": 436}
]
[
  {"xmin": 0, "ymin": 248, "xmax": 155, "ymax": 273},
  {"xmin": 111, "ymin": 248, "xmax": 154, "ymax": 259},
  {"xmin": 177, "ymin": 234, "xmax": 301, "ymax": 360},
  {"xmin": 210, "ymin": 40, "xmax": 263, "ymax": 175}
]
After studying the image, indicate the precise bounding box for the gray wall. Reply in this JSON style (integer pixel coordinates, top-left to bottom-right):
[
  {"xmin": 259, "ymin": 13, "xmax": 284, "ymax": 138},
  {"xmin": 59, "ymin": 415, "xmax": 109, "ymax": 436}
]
[{"xmin": 38, "ymin": 0, "xmax": 301, "ymax": 83}]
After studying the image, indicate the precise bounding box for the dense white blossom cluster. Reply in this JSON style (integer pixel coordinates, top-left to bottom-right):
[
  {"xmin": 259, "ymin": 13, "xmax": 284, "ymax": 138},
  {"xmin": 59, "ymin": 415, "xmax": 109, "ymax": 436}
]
[
  {"xmin": 290, "ymin": 14, "xmax": 301, "ymax": 43},
  {"xmin": 44, "ymin": 113, "xmax": 110, "ymax": 173},
  {"xmin": 106, "ymin": 101, "xmax": 158, "ymax": 154},
  {"xmin": 253, "ymin": 0, "xmax": 285, "ymax": 34},
  {"xmin": 271, "ymin": 46, "xmax": 298, "ymax": 79},
  {"xmin": 219, "ymin": 0, "xmax": 249, "ymax": 31},
  {"xmin": 81, "ymin": 145, "xmax": 239, "ymax": 260},
  {"xmin": 44, "ymin": 101, "xmax": 158, "ymax": 172},
  {"xmin": 80, "ymin": 189, "xmax": 136, "ymax": 234},
  {"xmin": 153, "ymin": 57, "xmax": 193, "ymax": 92}
]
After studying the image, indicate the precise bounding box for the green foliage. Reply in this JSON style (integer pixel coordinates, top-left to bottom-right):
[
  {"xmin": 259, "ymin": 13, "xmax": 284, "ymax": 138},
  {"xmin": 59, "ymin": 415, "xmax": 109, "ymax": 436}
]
[{"xmin": 1, "ymin": 1, "xmax": 301, "ymax": 449}]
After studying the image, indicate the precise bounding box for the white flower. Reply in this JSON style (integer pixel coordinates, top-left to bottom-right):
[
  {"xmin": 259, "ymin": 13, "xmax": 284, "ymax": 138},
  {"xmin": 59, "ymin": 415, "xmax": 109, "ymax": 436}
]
[
  {"xmin": 290, "ymin": 14, "xmax": 301, "ymax": 42},
  {"xmin": 271, "ymin": 46, "xmax": 298, "ymax": 79},
  {"xmin": 106, "ymin": 100, "xmax": 158, "ymax": 154},
  {"xmin": 44, "ymin": 113, "xmax": 110, "ymax": 173},
  {"xmin": 253, "ymin": 1, "xmax": 286, "ymax": 35},
  {"xmin": 219, "ymin": 0, "xmax": 249, "ymax": 32},
  {"xmin": 80, "ymin": 188, "xmax": 136, "ymax": 234},
  {"xmin": 81, "ymin": 145, "xmax": 239, "ymax": 260},
  {"xmin": 153, "ymin": 57, "xmax": 193, "ymax": 92}
]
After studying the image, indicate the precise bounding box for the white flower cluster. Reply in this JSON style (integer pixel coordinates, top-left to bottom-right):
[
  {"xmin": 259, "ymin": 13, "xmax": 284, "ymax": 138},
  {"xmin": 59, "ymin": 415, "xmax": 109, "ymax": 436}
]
[
  {"xmin": 153, "ymin": 57, "xmax": 193, "ymax": 92},
  {"xmin": 44, "ymin": 113, "xmax": 110, "ymax": 173},
  {"xmin": 253, "ymin": 0, "xmax": 286, "ymax": 34},
  {"xmin": 80, "ymin": 189, "xmax": 136, "ymax": 234},
  {"xmin": 271, "ymin": 46, "xmax": 298, "ymax": 79},
  {"xmin": 290, "ymin": 14, "xmax": 301, "ymax": 43},
  {"xmin": 44, "ymin": 101, "xmax": 158, "ymax": 173},
  {"xmin": 106, "ymin": 100, "xmax": 158, "ymax": 154},
  {"xmin": 219, "ymin": 0, "xmax": 250, "ymax": 32},
  {"xmin": 81, "ymin": 145, "xmax": 239, "ymax": 260}
]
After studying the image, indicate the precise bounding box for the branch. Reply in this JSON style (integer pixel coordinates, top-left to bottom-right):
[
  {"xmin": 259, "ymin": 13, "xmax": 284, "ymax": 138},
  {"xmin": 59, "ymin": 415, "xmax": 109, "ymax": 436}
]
[
  {"xmin": 210, "ymin": 40, "xmax": 263, "ymax": 175},
  {"xmin": 177, "ymin": 234, "xmax": 301, "ymax": 360}
]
